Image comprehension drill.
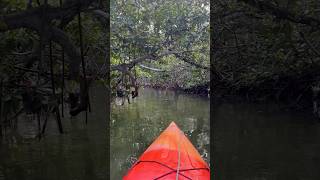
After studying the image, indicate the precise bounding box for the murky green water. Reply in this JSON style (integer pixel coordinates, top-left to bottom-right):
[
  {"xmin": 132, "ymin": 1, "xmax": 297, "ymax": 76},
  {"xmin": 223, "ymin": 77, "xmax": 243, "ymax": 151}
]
[
  {"xmin": 3, "ymin": 85, "xmax": 317, "ymax": 180},
  {"xmin": 110, "ymin": 88, "xmax": 210, "ymax": 179},
  {"xmin": 0, "ymin": 84, "xmax": 107, "ymax": 180},
  {"xmin": 213, "ymin": 103, "xmax": 320, "ymax": 180}
]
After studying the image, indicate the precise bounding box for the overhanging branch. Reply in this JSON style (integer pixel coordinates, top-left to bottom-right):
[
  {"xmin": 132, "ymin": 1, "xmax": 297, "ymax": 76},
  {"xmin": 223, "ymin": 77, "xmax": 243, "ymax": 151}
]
[
  {"xmin": 139, "ymin": 64, "xmax": 165, "ymax": 72},
  {"xmin": 238, "ymin": 0, "xmax": 320, "ymax": 29}
]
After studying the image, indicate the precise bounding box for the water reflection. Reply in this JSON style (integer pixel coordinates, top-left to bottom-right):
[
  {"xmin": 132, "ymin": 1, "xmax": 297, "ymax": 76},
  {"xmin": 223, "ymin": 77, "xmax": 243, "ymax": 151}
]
[
  {"xmin": 110, "ymin": 88, "xmax": 210, "ymax": 179},
  {"xmin": 0, "ymin": 84, "xmax": 107, "ymax": 180},
  {"xmin": 213, "ymin": 103, "xmax": 320, "ymax": 180}
]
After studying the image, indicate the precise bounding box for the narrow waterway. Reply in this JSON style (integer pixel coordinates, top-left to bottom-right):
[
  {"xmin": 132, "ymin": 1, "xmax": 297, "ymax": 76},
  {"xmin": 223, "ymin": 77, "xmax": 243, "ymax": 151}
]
[
  {"xmin": 1, "ymin": 85, "xmax": 318, "ymax": 180},
  {"xmin": 110, "ymin": 88, "xmax": 210, "ymax": 179}
]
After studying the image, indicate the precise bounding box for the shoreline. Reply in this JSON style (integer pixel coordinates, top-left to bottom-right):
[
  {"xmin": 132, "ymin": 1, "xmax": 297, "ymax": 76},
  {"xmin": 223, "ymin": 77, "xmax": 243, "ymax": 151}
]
[
  {"xmin": 141, "ymin": 84, "xmax": 209, "ymax": 97},
  {"xmin": 140, "ymin": 83, "xmax": 314, "ymax": 112}
]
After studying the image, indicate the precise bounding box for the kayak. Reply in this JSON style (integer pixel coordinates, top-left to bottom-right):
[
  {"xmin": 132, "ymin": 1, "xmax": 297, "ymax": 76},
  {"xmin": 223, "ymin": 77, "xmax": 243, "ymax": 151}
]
[{"xmin": 123, "ymin": 121, "xmax": 210, "ymax": 179}]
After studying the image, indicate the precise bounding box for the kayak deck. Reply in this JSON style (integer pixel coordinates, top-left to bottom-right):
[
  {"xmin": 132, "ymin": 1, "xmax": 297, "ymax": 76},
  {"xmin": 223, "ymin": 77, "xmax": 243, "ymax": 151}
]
[{"xmin": 123, "ymin": 121, "xmax": 210, "ymax": 179}]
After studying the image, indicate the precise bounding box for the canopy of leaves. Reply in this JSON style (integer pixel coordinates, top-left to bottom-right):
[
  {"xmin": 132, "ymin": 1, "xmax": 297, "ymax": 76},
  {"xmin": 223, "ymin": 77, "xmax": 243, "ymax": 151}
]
[
  {"xmin": 111, "ymin": 0, "xmax": 210, "ymax": 89},
  {"xmin": 212, "ymin": 0, "xmax": 320, "ymax": 102}
]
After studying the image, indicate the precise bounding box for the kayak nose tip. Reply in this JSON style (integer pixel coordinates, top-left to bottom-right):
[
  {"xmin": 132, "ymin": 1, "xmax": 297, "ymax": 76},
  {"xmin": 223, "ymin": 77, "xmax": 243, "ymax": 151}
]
[
  {"xmin": 169, "ymin": 121, "xmax": 177, "ymax": 126},
  {"xmin": 169, "ymin": 121, "xmax": 180, "ymax": 129}
]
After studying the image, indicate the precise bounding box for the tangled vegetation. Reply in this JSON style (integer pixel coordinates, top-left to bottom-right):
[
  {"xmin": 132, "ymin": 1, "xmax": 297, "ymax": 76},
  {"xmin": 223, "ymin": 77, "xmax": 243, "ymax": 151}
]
[
  {"xmin": 212, "ymin": 0, "xmax": 320, "ymax": 109},
  {"xmin": 2, "ymin": 0, "xmax": 319, "ymax": 137},
  {"xmin": 0, "ymin": 0, "xmax": 108, "ymax": 137},
  {"xmin": 110, "ymin": 0, "xmax": 210, "ymax": 97}
]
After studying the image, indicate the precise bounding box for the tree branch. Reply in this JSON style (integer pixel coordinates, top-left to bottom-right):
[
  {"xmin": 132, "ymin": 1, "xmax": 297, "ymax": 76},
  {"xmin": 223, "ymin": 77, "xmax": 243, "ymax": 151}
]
[
  {"xmin": 299, "ymin": 32, "xmax": 320, "ymax": 59},
  {"xmin": 139, "ymin": 64, "xmax": 165, "ymax": 72},
  {"xmin": 0, "ymin": 1, "xmax": 97, "ymax": 79},
  {"xmin": 0, "ymin": 0, "xmax": 99, "ymax": 116},
  {"xmin": 238, "ymin": 0, "xmax": 320, "ymax": 28}
]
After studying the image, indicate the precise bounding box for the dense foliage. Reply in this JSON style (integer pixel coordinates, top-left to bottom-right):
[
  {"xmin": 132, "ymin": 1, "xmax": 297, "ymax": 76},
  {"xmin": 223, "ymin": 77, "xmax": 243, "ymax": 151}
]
[
  {"xmin": 212, "ymin": 0, "xmax": 320, "ymax": 105},
  {"xmin": 0, "ymin": 0, "xmax": 108, "ymax": 136},
  {"xmin": 111, "ymin": 0, "xmax": 210, "ymax": 91}
]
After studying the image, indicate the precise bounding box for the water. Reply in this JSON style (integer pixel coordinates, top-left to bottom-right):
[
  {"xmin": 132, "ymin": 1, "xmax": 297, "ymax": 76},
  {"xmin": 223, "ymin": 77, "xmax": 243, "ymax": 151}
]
[
  {"xmin": 2, "ymin": 85, "xmax": 317, "ymax": 180},
  {"xmin": 110, "ymin": 88, "xmax": 210, "ymax": 179},
  {"xmin": 0, "ymin": 84, "xmax": 107, "ymax": 180},
  {"xmin": 213, "ymin": 103, "xmax": 320, "ymax": 180}
]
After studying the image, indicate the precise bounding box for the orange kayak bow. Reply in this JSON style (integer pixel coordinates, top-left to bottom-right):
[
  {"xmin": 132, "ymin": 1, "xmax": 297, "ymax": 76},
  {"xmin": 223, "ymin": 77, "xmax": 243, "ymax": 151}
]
[{"xmin": 123, "ymin": 121, "xmax": 210, "ymax": 179}]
